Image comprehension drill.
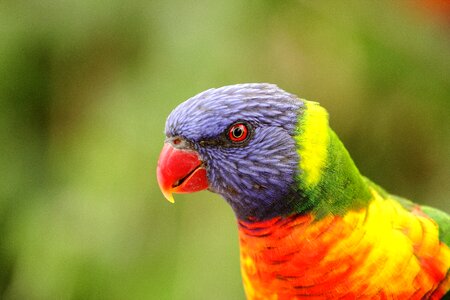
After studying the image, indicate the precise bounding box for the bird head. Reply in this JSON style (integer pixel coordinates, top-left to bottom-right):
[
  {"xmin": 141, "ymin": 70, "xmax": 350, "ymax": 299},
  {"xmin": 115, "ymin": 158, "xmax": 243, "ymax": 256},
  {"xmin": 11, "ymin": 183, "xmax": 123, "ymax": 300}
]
[{"xmin": 157, "ymin": 83, "xmax": 310, "ymax": 220}]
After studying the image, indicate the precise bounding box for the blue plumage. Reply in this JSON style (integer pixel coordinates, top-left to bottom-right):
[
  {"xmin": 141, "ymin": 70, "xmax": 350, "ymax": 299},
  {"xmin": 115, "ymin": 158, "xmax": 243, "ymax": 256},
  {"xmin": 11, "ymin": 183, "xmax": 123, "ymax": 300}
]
[{"xmin": 165, "ymin": 83, "xmax": 304, "ymax": 220}]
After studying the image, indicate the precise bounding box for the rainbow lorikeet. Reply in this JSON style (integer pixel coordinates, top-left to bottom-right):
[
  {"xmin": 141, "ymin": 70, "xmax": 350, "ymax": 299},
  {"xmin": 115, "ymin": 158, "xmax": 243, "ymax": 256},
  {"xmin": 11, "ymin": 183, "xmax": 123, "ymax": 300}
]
[{"xmin": 156, "ymin": 83, "xmax": 450, "ymax": 299}]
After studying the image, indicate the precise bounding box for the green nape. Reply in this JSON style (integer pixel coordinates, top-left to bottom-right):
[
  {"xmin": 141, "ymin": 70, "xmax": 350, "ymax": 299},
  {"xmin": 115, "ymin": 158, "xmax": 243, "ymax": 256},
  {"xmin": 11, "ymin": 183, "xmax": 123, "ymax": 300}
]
[{"xmin": 295, "ymin": 128, "xmax": 372, "ymax": 218}]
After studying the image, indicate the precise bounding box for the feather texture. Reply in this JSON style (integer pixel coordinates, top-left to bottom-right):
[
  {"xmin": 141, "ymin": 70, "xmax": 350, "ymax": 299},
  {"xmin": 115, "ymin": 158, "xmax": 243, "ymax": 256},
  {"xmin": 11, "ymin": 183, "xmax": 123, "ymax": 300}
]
[
  {"xmin": 239, "ymin": 186, "xmax": 450, "ymax": 299},
  {"xmin": 162, "ymin": 83, "xmax": 450, "ymax": 299}
]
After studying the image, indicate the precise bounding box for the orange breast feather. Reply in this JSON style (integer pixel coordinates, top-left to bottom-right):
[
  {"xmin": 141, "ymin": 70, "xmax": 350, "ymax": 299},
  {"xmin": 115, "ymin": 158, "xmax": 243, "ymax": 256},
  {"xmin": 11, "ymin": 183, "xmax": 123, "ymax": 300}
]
[{"xmin": 238, "ymin": 190, "xmax": 450, "ymax": 300}]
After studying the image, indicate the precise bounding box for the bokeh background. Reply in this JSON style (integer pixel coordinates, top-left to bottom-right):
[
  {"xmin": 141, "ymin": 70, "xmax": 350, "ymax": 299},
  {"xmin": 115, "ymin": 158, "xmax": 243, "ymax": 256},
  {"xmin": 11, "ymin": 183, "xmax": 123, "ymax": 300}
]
[{"xmin": 1, "ymin": 1, "xmax": 449, "ymax": 299}]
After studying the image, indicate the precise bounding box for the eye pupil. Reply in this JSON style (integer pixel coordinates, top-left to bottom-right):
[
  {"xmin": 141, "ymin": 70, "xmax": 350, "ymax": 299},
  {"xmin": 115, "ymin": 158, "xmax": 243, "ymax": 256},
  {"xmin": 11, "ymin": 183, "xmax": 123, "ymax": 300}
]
[
  {"xmin": 228, "ymin": 123, "xmax": 249, "ymax": 142},
  {"xmin": 233, "ymin": 127, "xmax": 243, "ymax": 137}
]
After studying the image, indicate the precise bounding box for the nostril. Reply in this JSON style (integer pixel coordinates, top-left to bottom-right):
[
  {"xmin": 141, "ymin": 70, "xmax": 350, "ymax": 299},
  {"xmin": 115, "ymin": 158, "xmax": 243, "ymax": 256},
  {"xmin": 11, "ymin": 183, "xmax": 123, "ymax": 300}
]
[{"xmin": 167, "ymin": 136, "xmax": 193, "ymax": 150}]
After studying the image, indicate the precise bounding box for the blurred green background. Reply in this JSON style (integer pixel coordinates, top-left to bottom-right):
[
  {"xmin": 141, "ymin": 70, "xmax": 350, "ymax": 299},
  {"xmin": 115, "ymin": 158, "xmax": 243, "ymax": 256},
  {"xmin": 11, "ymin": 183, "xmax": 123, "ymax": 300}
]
[{"xmin": 1, "ymin": 0, "xmax": 449, "ymax": 299}]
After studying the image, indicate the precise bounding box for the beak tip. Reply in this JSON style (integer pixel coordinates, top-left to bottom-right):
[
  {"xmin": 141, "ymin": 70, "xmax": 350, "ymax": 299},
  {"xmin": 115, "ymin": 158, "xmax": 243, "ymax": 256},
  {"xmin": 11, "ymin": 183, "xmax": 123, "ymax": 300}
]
[{"xmin": 162, "ymin": 190, "xmax": 175, "ymax": 203}]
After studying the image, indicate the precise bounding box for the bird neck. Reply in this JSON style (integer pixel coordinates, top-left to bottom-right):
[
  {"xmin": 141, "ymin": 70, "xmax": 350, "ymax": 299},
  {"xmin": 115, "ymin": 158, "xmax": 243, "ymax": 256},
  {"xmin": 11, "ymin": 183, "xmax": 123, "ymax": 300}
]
[
  {"xmin": 232, "ymin": 101, "xmax": 372, "ymax": 222},
  {"xmin": 293, "ymin": 101, "xmax": 372, "ymax": 218}
]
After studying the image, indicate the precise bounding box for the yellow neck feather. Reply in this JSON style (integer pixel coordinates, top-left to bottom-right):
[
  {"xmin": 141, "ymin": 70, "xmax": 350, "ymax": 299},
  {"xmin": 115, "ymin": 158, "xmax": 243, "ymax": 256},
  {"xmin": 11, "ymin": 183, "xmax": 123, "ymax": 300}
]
[{"xmin": 295, "ymin": 100, "xmax": 330, "ymax": 189}]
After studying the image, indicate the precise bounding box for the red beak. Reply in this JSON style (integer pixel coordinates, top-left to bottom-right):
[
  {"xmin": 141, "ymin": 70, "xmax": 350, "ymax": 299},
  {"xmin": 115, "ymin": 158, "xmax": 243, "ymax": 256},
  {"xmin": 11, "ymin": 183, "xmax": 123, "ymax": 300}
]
[{"xmin": 156, "ymin": 143, "xmax": 208, "ymax": 203}]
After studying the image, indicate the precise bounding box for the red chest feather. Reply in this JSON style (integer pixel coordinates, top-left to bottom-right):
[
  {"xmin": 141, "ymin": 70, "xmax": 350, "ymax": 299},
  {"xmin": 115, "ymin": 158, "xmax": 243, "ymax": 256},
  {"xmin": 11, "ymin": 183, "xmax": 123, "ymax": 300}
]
[{"xmin": 238, "ymin": 195, "xmax": 450, "ymax": 300}]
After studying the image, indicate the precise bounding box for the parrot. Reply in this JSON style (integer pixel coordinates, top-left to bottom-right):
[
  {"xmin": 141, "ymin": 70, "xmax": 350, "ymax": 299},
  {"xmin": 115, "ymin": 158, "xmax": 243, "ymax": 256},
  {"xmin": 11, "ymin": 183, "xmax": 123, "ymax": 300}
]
[{"xmin": 156, "ymin": 83, "xmax": 450, "ymax": 299}]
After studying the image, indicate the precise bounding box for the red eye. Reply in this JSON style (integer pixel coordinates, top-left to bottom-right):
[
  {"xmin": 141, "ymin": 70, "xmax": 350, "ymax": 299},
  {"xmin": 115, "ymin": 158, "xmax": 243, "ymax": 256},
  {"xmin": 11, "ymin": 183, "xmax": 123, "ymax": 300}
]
[{"xmin": 228, "ymin": 123, "xmax": 249, "ymax": 142}]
